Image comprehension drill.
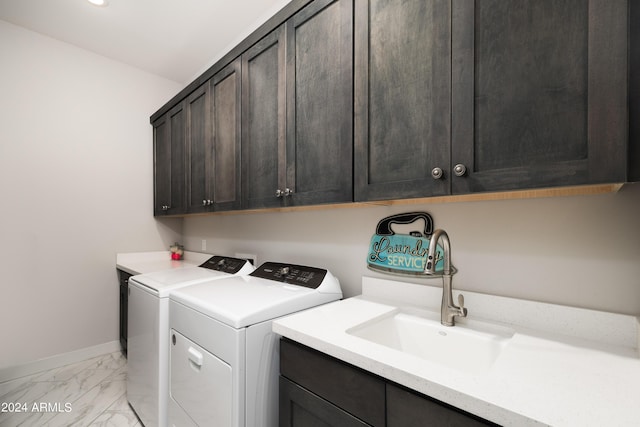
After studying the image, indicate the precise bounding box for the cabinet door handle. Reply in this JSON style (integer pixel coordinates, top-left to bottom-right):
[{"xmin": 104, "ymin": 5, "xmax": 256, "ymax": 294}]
[
  {"xmin": 284, "ymin": 188, "xmax": 293, "ymax": 196},
  {"xmin": 162, "ymin": 205, "xmax": 171, "ymax": 211},
  {"xmin": 454, "ymin": 164, "xmax": 467, "ymax": 177},
  {"xmin": 431, "ymin": 167, "xmax": 444, "ymax": 180},
  {"xmin": 275, "ymin": 189, "xmax": 284, "ymax": 198}
]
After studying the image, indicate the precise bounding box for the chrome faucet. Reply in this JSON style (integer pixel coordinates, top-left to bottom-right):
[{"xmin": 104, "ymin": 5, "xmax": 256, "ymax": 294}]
[{"xmin": 425, "ymin": 229, "xmax": 468, "ymax": 326}]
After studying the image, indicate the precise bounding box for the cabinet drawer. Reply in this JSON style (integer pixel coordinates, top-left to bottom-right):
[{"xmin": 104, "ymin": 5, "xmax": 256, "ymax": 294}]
[
  {"xmin": 280, "ymin": 376, "xmax": 371, "ymax": 427},
  {"xmin": 280, "ymin": 339, "xmax": 385, "ymax": 427},
  {"xmin": 387, "ymin": 383, "xmax": 498, "ymax": 427}
]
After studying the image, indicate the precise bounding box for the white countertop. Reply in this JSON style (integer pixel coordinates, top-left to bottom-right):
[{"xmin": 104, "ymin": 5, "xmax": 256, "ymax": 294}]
[
  {"xmin": 273, "ymin": 276, "xmax": 640, "ymax": 426},
  {"xmin": 115, "ymin": 250, "xmax": 212, "ymax": 275}
]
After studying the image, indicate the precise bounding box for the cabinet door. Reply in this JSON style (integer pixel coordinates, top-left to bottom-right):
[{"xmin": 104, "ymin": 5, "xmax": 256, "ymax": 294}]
[
  {"xmin": 285, "ymin": 0, "xmax": 353, "ymax": 206},
  {"xmin": 280, "ymin": 376, "xmax": 371, "ymax": 427},
  {"xmin": 451, "ymin": 0, "xmax": 628, "ymax": 194},
  {"xmin": 117, "ymin": 270, "xmax": 131, "ymax": 355},
  {"xmin": 242, "ymin": 26, "xmax": 286, "ymax": 209},
  {"xmin": 212, "ymin": 59, "xmax": 242, "ymax": 211},
  {"xmin": 280, "ymin": 339, "xmax": 386, "ymax": 427},
  {"xmin": 153, "ymin": 114, "xmax": 170, "ymax": 214},
  {"xmin": 153, "ymin": 102, "xmax": 186, "ymax": 215},
  {"xmin": 354, "ymin": 0, "xmax": 452, "ymax": 202},
  {"xmin": 387, "ymin": 383, "xmax": 496, "ymax": 427},
  {"xmin": 186, "ymin": 82, "xmax": 212, "ymax": 213}
]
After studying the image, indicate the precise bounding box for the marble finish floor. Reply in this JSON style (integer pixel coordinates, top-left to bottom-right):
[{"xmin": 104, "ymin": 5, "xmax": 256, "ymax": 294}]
[{"xmin": 0, "ymin": 351, "xmax": 140, "ymax": 427}]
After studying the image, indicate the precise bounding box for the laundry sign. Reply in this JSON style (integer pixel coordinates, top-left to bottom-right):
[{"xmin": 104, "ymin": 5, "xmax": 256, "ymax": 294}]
[{"xmin": 367, "ymin": 212, "xmax": 445, "ymax": 275}]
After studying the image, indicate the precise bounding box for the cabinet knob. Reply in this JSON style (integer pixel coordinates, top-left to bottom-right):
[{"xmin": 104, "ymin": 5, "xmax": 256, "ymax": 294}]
[
  {"xmin": 431, "ymin": 167, "xmax": 444, "ymax": 180},
  {"xmin": 202, "ymin": 200, "xmax": 208, "ymax": 206},
  {"xmin": 275, "ymin": 189, "xmax": 284, "ymax": 198},
  {"xmin": 284, "ymin": 188, "xmax": 293, "ymax": 196},
  {"xmin": 454, "ymin": 164, "xmax": 467, "ymax": 177},
  {"xmin": 162, "ymin": 205, "xmax": 170, "ymax": 211}
]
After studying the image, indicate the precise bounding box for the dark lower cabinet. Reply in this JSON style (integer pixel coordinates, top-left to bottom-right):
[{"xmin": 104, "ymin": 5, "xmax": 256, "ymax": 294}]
[
  {"xmin": 280, "ymin": 377, "xmax": 371, "ymax": 427},
  {"xmin": 387, "ymin": 383, "xmax": 494, "ymax": 427},
  {"xmin": 280, "ymin": 339, "xmax": 499, "ymax": 427},
  {"xmin": 280, "ymin": 338, "xmax": 386, "ymax": 427},
  {"xmin": 117, "ymin": 269, "xmax": 132, "ymax": 356}
]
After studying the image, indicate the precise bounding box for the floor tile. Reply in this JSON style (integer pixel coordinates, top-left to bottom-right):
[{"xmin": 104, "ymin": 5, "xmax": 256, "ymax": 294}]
[{"xmin": 0, "ymin": 351, "xmax": 139, "ymax": 427}]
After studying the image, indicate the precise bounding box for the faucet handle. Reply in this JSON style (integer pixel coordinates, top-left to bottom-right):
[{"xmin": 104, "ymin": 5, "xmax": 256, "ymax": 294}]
[{"xmin": 457, "ymin": 294, "xmax": 468, "ymax": 317}]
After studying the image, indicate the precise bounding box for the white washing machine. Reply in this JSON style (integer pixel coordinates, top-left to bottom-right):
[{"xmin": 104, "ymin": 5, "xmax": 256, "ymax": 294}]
[
  {"xmin": 168, "ymin": 262, "xmax": 343, "ymax": 427},
  {"xmin": 128, "ymin": 255, "xmax": 255, "ymax": 427}
]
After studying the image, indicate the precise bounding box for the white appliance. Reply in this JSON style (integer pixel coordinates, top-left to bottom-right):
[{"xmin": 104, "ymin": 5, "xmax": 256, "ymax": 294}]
[
  {"xmin": 128, "ymin": 256, "xmax": 255, "ymax": 427},
  {"xmin": 168, "ymin": 262, "xmax": 343, "ymax": 427}
]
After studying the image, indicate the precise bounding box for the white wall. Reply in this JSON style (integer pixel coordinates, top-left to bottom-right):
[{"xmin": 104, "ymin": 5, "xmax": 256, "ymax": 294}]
[
  {"xmin": 0, "ymin": 20, "xmax": 183, "ymax": 369},
  {"xmin": 183, "ymin": 184, "xmax": 640, "ymax": 316}
]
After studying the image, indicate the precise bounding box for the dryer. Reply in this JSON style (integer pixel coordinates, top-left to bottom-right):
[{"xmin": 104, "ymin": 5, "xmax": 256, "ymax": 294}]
[
  {"xmin": 128, "ymin": 255, "xmax": 254, "ymax": 427},
  {"xmin": 168, "ymin": 262, "xmax": 342, "ymax": 427}
]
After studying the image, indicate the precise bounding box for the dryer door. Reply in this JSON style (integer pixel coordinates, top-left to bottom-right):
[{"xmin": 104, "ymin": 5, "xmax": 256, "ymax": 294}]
[{"xmin": 170, "ymin": 330, "xmax": 233, "ymax": 426}]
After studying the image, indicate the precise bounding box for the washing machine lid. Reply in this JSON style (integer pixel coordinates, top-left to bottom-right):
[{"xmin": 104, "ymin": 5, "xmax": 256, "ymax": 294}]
[
  {"xmin": 129, "ymin": 256, "xmax": 254, "ymax": 297},
  {"xmin": 170, "ymin": 262, "xmax": 342, "ymax": 329}
]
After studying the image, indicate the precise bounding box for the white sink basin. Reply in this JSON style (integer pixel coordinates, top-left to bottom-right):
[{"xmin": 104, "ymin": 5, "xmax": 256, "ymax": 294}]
[{"xmin": 347, "ymin": 308, "xmax": 514, "ymax": 375}]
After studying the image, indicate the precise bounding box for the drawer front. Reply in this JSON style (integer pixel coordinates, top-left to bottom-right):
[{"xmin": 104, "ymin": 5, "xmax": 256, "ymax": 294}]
[
  {"xmin": 280, "ymin": 339, "xmax": 385, "ymax": 427},
  {"xmin": 280, "ymin": 376, "xmax": 371, "ymax": 427},
  {"xmin": 387, "ymin": 383, "xmax": 498, "ymax": 427}
]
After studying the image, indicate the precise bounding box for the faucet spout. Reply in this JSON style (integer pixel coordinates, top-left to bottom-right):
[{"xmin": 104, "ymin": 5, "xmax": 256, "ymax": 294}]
[{"xmin": 425, "ymin": 229, "xmax": 467, "ymax": 326}]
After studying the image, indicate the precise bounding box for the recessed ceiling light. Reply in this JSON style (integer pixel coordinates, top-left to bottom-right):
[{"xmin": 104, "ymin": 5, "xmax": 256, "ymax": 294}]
[{"xmin": 87, "ymin": 0, "xmax": 108, "ymax": 6}]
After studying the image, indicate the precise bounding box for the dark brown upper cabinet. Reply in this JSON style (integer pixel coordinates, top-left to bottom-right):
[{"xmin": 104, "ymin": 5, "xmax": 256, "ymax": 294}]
[
  {"xmin": 185, "ymin": 82, "xmax": 211, "ymax": 214},
  {"xmin": 186, "ymin": 60, "xmax": 242, "ymax": 214},
  {"xmin": 241, "ymin": 26, "xmax": 287, "ymax": 210},
  {"xmin": 451, "ymin": 0, "xmax": 628, "ymax": 194},
  {"xmin": 354, "ymin": 0, "xmax": 452, "ymax": 202},
  {"xmin": 153, "ymin": 102, "xmax": 186, "ymax": 215},
  {"xmin": 242, "ymin": 0, "xmax": 353, "ymax": 210},
  {"xmin": 211, "ymin": 59, "xmax": 243, "ymax": 211},
  {"xmin": 285, "ymin": 0, "xmax": 353, "ymax": 207},
  {"xmin": 186, "ymin": 59, "xmax": 242, "ymax": 213},
  {"xmin": 151, "ymin": 0, "xmax": 636, "ymax": 215},
  {"xmin": 355, "ymin": 0, "xmax": 630, "ymax": 202}
]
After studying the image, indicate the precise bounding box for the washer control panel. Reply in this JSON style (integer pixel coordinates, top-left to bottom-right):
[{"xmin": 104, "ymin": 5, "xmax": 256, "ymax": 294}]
[
  {"xmin": 250, "ymin": 262, "xmax": 327, "ymax": 289},
  {"xmin": 199, "ymin": 256, "xmax": 251, "ymax": 274}
]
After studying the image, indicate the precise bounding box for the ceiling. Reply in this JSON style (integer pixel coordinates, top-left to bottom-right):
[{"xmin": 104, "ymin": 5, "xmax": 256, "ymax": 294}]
[{"xmin": 0, "ymin": 0, "xmax": 292, "ymax": 84}]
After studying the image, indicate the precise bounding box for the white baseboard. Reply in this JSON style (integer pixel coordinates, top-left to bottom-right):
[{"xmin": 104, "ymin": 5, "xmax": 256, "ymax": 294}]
[{"xmin": 0, "ymin": 340, "xmax": 122, "ymax": 383}]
